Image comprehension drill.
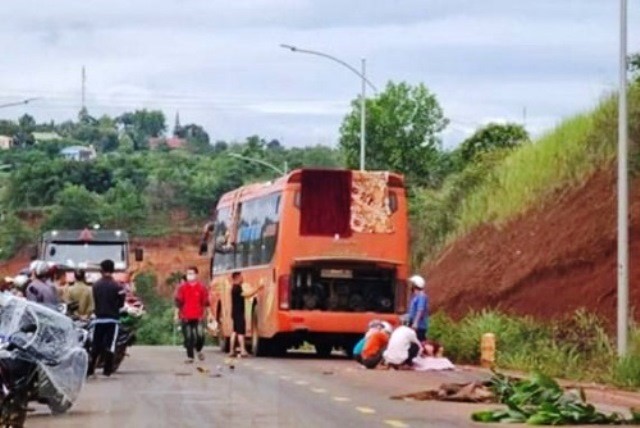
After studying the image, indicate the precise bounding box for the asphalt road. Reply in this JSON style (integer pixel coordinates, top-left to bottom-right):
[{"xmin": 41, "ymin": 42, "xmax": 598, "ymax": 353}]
[{"xmin": 27, "ymin": 346, "xmax": 495, "ymax": 428}]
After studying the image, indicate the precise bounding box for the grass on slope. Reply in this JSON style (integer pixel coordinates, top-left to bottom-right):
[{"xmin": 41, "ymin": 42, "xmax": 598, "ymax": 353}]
[{"xmin": 412, "ymin": 85, "xmax": 640, "ymax": 263}]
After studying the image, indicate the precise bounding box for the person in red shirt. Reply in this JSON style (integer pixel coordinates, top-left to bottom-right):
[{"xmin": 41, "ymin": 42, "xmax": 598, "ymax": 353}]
[{"xmin": 174, "ymin": 266, "xmax": 210, "ymax": 363}]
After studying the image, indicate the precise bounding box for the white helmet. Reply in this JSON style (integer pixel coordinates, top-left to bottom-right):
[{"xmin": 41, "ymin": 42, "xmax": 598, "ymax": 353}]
[
  {"xmin": 409, "ymin": 275, "xmax": 426, "ymax": 290},
  {"xmin": 13, "ymin": 274, "xmax": 30, "ymax": 288},
  {"xmin": 381, "ymin": 321, "xmax": 393, "ymax": 334},
  {"xmin": 30, "ymin": 260, "xmax": 49, "ymax": 277}
]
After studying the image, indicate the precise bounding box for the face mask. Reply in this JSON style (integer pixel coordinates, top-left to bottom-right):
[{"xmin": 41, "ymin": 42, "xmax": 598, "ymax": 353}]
[{"xmin": 186, "ymin": 274, "xmax": 196, "ymax": 282}]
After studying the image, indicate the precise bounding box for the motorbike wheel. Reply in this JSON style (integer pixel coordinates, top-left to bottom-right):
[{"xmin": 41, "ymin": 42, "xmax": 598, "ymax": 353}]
[
  {"xmin": 47, "ymin": 399, "xmax": 72, "ymax": 415},
  {"xmin": 0, "ymin": 392, "xmax": 28, "ymax": 428},
  {"xmin": 112, "ymin": 348, "xmax": 126, "ymax": 373}
]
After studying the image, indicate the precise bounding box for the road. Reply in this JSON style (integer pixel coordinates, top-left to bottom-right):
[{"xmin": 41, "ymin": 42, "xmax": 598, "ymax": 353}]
[{"xmin": 27, "ymin": 346, "xmax": 494, "ymax": 428}]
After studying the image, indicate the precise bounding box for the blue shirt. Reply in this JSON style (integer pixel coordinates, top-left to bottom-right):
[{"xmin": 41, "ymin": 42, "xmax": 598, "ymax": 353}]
[
  {"xmin": 409, "ymin": 292, "xmax": 429, "ymax": 330},
  {"xmin": 353, "ymin": 337, "xmax": 366, "ymax": 356}
]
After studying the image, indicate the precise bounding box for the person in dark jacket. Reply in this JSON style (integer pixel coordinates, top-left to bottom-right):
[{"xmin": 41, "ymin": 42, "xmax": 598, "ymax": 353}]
[{"xmin": 88, "ymin": 259, "xmax": 125, "ymax": 377}]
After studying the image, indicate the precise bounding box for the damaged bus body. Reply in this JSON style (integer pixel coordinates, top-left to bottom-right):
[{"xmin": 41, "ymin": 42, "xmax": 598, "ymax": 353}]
[{"xmin": 202, "ymin": 169, "xmax": 409, "ymax": 357}]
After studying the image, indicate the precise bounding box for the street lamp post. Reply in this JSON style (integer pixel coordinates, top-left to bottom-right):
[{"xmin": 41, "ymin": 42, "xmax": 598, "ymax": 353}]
[
  {"xmin": 228, "ymin": 152, "xmax": 287, "ymax": 176},
  {"xmin": 617, "ymin": 0, "xmax": 629, "ymax": 357},
  {"xmin": 280, "ymin": 44, "xmax": 378, "ymax": 171}
]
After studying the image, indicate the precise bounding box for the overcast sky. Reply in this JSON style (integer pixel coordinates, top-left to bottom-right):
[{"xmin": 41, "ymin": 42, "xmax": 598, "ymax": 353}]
[{"xmin": 0, "ymin": 0, "xmax": 639, "ymax": 148}]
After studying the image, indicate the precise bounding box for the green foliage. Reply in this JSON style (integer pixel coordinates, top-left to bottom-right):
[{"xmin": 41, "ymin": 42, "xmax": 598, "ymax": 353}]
[
  {"xmin": 0, "ymin": 213, "xmax": 33, "ymax": 260},
  {"xmin": 100, "ymin": 180, "xmax": 149, "ymax": 232},
  {"xmin": 0, "ymin": 107, "xmax": 344, "ymax": 252},
  {"xmin": 472, "ymin": 372, "xmax": 630, "ymax": 425},
  {"xmin": 117, "ymin": 110, "xmax": 166, "ymax": 149},
  {"xmin": 339, "ymin": 81, "xmax": 449, "ymax": 186},
  {"xmin": 410, "ymin": 150, "xmax": 508, "ymax": 264},
  {"xmin": 134, "ymin": 273, "xmax": 176, "ymax": 345},
  {"xmin": 459, "ymin": 123, "xmax": 528, "ymax": 164},
  {"xmin": 431, "ymin": 309, "xmax": 640, "ymax": 389},
  {"xmin": 44, "ymin": 184, "xmax": 103, "ymax": 229},
  {"xmin": 412, "ymin": 86, "xmax": 640, "ymax": 263}
]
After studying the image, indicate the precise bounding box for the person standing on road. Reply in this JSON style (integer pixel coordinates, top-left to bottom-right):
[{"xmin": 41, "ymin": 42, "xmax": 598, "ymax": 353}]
[
  {"xmin": 229, "ymin": 272, "xmax": 264, "ymax": 358},
  {"xmin": 67, "ymin": 270, "xmax": 94, "ymax": 320},
  {"xmin": 408, "ymin": 275, "xmax": 429, "ymax": 341},
  {"xmin": 174, "ymin": 267, "xmax": 209, "ymax": 363},
  {"xmin": 88, "ymin": 259, "xmax": 125, "ymax": 378}
]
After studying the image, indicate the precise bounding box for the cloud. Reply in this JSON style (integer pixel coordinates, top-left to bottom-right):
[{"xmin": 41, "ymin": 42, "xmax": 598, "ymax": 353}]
[{"xmin": 0, "ymin": 0, "xmax": 638, "ymax": 148}]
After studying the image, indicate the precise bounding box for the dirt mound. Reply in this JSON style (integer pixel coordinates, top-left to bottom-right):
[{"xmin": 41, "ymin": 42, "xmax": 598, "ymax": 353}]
[{"xmin": 423, "ymin": 167, "xmax": 640, "ymax": 323}]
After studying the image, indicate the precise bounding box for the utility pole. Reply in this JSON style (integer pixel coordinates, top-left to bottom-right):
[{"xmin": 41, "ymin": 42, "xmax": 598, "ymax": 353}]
[
  {"xmin": 81, "ymin": 66, "xmax": 86, "ymax": 110},
  {"xmin": 617, "ymin": 0, "xmax": 629, "ymax": 357}
]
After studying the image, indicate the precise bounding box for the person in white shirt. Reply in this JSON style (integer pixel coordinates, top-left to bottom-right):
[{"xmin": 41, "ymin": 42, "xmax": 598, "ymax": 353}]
[{"xmin": 383, "ymin": 324, "xmax": 422, "ymax": 368}]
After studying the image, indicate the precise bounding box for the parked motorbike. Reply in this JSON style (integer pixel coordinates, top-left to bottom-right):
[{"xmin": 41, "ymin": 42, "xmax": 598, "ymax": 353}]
[
  {"xmin": 0, "ymin": 296, "xmax": 88, "ymax": 427},
  {"xmin": 76, "ymin": 302, "xmax": 143, "ymax": 374}
]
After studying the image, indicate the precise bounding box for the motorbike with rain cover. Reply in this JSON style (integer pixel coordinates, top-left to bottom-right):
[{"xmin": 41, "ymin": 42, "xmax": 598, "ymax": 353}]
[{"xmin": 0, "ymin": 296, "xmax": 88, "ymax": 427}]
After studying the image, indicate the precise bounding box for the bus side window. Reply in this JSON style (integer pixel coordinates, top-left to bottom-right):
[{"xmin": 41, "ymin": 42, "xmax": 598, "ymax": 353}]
[{"xmin": 294, "ymin": 191, "xmax": 301, "ymax": 208}]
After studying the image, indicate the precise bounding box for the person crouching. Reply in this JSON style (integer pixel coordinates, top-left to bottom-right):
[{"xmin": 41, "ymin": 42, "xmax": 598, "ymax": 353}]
[
  {"xmin": 359, "ymin": 321, "xmax": 393, "ymax": 369},
  {"xmin": 383, "ymin": 316, "xmax": 422, "ymax": 369}
]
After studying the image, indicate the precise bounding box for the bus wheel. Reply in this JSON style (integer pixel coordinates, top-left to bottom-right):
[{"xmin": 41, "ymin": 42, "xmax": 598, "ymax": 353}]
[{"xmin": 315, "ymin": 344, "xmax": 333, "ymax": 358}]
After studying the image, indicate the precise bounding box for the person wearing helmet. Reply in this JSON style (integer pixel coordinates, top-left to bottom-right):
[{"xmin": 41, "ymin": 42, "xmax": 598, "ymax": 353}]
[
  {"xmin": 25, "ymin": 260, "xmax": 59, "ymax": 307},
  {"xmin": 408, "ymin": 275, "xmax": 429, "ymax": 341}
]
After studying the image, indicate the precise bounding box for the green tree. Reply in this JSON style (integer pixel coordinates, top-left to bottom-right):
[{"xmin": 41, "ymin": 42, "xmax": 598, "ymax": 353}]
[
  {"xmin": 117, "ymin": 110, "xmax": 166, "ymax": 149},
  {"xmin": 18, "ymin": 114, "xmax": 36, "ymax": 133},
  {"xmin": 45, "ymin": 185, "xmax": 103, "ymax": 229},
  {"xmin": 0, "ymin": 213, "xmax": 33, "ymax": 261},
  {"xmin": 177, "ymin": 124, "xmax": 210, "ymax": 152},
  {"xmin": 339, "ymin": 81, "xmax": 449, "ymax": 186},
  {"xmin": 118, "ymin": 133, "xmax": 135, "ymax": 154},
  {"xmin": 459, "ymin": 123, "xmax": 529, "ymax": 163},
  {"xmin": 100, "ymin": 180, "xmax": 148, "ymax": 231}
]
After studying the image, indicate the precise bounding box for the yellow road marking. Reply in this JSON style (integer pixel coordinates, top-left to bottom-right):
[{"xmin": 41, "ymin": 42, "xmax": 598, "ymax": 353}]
[
  {"xmin": 295, "ymin": 380, "xmax": 309, "ymax": 385},
  {"xmin": 311, "ymin": 387, "xmax": 327, "ymax": 394},
  {"xmin": 333, "ymin": 396, "xmax": 351, "ymax": 402},
  {"xmin": 356, "ymin": 406, "xmax": 376, "ymax": 414},
  {"xmin": 384, "ymin": 420, "xmax": 409, "ymax": 428}
]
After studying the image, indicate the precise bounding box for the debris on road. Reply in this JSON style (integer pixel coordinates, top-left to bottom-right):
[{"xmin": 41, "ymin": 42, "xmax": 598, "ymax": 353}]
[{"xmin": 391, "ymin": 381, "xmax": 494, "ymax": 403}]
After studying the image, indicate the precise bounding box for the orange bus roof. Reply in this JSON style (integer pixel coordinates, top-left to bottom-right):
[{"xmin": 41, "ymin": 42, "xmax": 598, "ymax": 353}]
[{"xmin": 216, "ymin": 168, "xmax": 405, "ymax": 207}]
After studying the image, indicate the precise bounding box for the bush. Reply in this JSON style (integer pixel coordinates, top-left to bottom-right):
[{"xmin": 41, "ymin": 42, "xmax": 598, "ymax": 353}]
[
  {"xmin": 134, "ymin": 272, "xmax": 175, "ymax": 345},
  {"xmin": 0, "ymin": 213, "xmax": 33, "ymax": 260},
  {"xmin": 430, "ymin": 309, "xmax": 640, "ymax": 388}
]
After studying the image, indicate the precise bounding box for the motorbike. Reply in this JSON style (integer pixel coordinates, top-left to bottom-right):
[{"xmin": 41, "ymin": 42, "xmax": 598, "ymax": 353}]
[
  {"xmin": 75, "ymin": 302, "xmax": 143, "ymax": 374},
  {"xmin": 0, "ymin": 296, "xmax": 88, "ymax": 427}
]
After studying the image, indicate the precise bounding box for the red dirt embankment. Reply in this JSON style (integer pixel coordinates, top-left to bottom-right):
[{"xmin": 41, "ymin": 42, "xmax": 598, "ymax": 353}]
[
  {"xmin": 423, "ymin": 167, "xmax": 640, "ymax": 323},
  {"xmin": 0, "ymin": 234, "xmax": 210, "ymax": 296}
]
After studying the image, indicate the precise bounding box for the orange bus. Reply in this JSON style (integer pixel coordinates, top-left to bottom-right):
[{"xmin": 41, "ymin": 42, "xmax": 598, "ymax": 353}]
[{"xmin": 201, "ymin": 168, "xmax": 409, "ymax": 357}]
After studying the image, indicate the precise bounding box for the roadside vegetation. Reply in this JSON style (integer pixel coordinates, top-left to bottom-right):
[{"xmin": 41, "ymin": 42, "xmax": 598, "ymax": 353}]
[
  {"xmin": 134, "ymin": 272, "xmax": 180, "ymax": 345},
  {"xmin": 411, "ymin": 82, "xmax": 640, "ymax": 263},
  {"xmin": 430, "ymin": 309, "xmax": 640, "ymax": 389},
  {"xmin": 0, "ymin": 110, "xmax": 343, "ymax": 259}
]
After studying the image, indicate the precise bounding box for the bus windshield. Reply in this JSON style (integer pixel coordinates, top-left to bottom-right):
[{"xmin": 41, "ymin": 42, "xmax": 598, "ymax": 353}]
[{"xmin": 43, "ymin": 242, "xmax": 127, "ymax": 269}]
